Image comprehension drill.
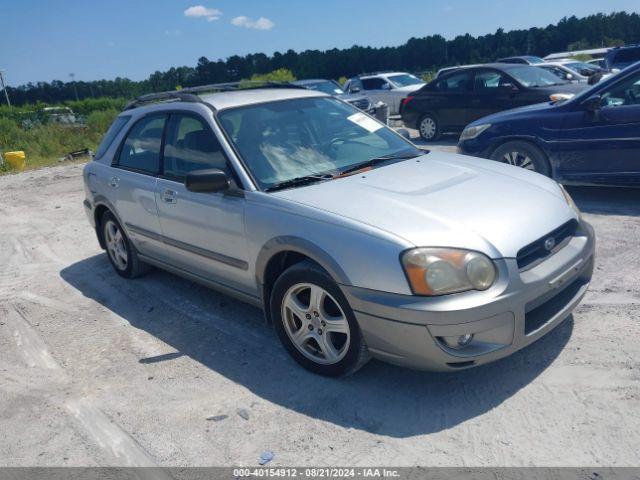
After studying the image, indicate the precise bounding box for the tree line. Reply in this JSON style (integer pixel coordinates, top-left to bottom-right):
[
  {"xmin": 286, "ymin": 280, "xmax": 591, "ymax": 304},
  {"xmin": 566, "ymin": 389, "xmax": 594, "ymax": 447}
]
[{"xmin": 6, "ymin": 11, "xmax": 640, "ymax": 106}]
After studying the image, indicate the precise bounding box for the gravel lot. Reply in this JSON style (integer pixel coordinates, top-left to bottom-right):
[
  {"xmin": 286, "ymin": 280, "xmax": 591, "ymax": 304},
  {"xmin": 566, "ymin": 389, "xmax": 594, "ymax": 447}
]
[{"xmin": 1, "ymin": 143, "xmax": 639, "ymax": 467}]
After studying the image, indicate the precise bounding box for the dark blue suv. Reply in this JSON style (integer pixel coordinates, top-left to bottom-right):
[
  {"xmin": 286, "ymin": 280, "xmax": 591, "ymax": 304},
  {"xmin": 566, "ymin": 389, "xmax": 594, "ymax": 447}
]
[{"xmin": 457, "ymin": 61, "xmax": 640, "ymax": 186}]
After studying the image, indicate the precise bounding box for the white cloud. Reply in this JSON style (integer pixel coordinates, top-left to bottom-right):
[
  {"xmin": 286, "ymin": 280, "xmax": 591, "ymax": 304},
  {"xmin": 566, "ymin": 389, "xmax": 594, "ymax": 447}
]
[
  {"xmin": 230, "ymin": 16, "xmax": 275, "ymax": 30},
  {"xmin": 184, "ymin": 5, "xmax": 222, "ymax": 22}
]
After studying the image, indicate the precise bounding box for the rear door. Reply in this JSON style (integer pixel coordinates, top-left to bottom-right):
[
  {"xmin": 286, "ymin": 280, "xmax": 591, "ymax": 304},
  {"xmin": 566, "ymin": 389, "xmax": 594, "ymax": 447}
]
[
  {"xmin": 556, "ymin": 69, "xmax": 640, "ymax": 184},
  {"xmin": 155, "ymin": 113, "xmax": 251, "ymax": 292},
  {"xmin": 110, "ymin": 114, "xmax": 168, "ymax": 260}
]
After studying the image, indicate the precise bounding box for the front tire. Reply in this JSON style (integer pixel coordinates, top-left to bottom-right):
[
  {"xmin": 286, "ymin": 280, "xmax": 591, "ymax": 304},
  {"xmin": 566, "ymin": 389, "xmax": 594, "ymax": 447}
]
[
  {"xmin": 270, "ymin": 261, "xmax": 370, "ymax": 376},
  {"xmin": 490, "ymin": 141, "xmax": 551, "ymax": 176},
  {"xmin": 418, "ymin": 113, "xmax": 440, "ymax": 142},
  {"xmin": 101, "ymin": 211, "xmax": 151, "ymax": 279}
]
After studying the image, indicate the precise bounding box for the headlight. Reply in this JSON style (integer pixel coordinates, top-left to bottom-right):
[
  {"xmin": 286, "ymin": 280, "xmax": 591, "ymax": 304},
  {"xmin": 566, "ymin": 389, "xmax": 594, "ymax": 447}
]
[
  {"xmin": 459, "ymin": 123, "xmax": 491, "ymax": 141},
  {"xmin": 401, "ymin": 248, "xmax": 497, "ymax": 296},
  {"xmin": 559, "ymin": 184, "xmax": 581, "ymax": 217}
]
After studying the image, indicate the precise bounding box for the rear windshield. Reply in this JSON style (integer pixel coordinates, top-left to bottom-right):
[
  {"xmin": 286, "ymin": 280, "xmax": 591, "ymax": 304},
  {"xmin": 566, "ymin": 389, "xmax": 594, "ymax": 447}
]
[{"xmin": 94, "ymin": 115, "xmax": 130, "ymax": 159}]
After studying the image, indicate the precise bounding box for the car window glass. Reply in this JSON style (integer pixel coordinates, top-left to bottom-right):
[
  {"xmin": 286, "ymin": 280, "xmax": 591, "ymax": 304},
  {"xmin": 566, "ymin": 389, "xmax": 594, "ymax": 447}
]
[
  {"xmin": 117, "ymin": 115, "xmax": 166, "ymax": 173},
  {"xmin": 163, "ymin": 114, "xmax": 232, "ymax": 182},
  {"xmin": 435, "ymin": 72, "xmax": 470, "ymax": 92},
  {"xmin": 601, "ymin": 72, "xmax": 640, "ymax": 107},
  {"xmin": 541, "ymin": 66, "xmax": 572, "ymax": 80},
  {"xmin": 95, "ymin": 116, "xmax": 130, "ymax": 159},
  {"xmin": 474, "ymin": 70, "xmax": 510, "ymax": 91},
  {"xmin": 218, "ymin": 97, "xmax": 419, "ymax": 190},
  {"xmin": 361, "ymin": 78, "xmax": 387, "ymax": 90}
]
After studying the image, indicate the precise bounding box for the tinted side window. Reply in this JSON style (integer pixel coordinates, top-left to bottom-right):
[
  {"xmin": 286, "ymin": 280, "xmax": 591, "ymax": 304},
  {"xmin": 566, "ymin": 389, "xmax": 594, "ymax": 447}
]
[
  {"xmin": 474, "ymin": 70, "xmax": 510, "ymax": 91},
  {"xmin": 361, "ymin": 78, "xmax": 387, "ymax": 90},
  {"xmin": 163, "ymin": 114, "xmax": 231, "ymax": 181},
  {"xmin": 95, "ymin": 116, "xmax": 130, "ymax": 159},
  {"xmin": 117, "ymin": 115, "xmax": 166, "ymax": 174},
  {"xmin": 435, "ymin": 72, "xmax": 470, "ymax": 92}
]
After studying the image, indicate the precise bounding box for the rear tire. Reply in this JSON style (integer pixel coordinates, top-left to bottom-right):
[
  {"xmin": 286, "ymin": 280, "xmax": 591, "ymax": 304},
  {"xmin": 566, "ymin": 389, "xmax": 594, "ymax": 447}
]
[
  {"xmin": 270, "ymin": 260, "xmax": 370, "ymax": 376},
  {"xmin": 418, "ymin": 113, "xmax": 441, "ymax": 142},
  {"xmin": 490, "ymin": 141, "xmax": 551, "ymax": 177},
  {"xmin": 101, "ymin": 211, "xmax": 151, "ymax": 279}
]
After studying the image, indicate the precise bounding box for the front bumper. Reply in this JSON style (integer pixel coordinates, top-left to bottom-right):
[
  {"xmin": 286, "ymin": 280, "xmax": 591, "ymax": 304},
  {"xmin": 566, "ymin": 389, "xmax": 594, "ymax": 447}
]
[{"xmin": 343, "ymin": 220, "xmax": 595, "ymax": 371}]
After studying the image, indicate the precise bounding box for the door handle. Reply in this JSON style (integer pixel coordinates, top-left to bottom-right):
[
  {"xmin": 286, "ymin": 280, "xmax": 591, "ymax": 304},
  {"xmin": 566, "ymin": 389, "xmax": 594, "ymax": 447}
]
[
  {"xmin": 161, "ymin": 189, "xmax": 177, "ymax": 204},
  {"xmin": 108, "ymin": 176, "xmax": 119, "ymax": 188}
]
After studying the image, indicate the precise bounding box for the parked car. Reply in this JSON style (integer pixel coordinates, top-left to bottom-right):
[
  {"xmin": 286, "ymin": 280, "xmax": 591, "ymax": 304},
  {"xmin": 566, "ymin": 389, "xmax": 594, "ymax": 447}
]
[
  {"xmin": 344, "ymin": 72, "xmax": 424, "ymax": 115},
  {"xmin": 292, "ymin": 78, "xmax": 372, "ymax": 112},
  {"xmin": 535, "ymin": 60, "xmax": 611, "ymax": 84},
  {"xmin": 83, "ymin": 83, "xmax": 594, "ymax": 375},
  {"xmin": 604, "ymin": 44, "xmax": 640, "ymax": 72},
  {"xmin": 534, "ymin": 62, "xmax": 588, "ymax": 83},
  {"xmin": 496, "ymin": 56, "xmax": 546, "ymax": 65},
  {"xmin": 401, "ymin": 63, "xmax": 588, "ymax": 141},
  {"xmin": 457, "ymin": 61, "xmax": 640, "ymax": 186},
  {"xmin": 42, "ymin": 106, "xmax": 78, "ymax": 125}
]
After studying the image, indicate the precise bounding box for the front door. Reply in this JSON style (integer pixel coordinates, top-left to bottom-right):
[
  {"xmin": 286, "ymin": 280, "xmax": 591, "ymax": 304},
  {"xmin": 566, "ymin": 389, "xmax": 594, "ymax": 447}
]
[
  {"xmin": 155, "ymin": 113, "xmax": 251, "ymax": 293},
  {"xmin": 557, "ymin": 69, "xmax": 640, "ymax": 185},
  {"xmin": 468, "ymin": 68, "xmax": 520, "ymax": 123}
]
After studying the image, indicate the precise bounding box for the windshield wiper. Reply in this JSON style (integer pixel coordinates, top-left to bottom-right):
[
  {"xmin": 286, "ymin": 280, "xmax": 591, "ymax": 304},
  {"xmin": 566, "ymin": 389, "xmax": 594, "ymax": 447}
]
[
  {"xmin": 338, "ymin": 150, "xmax": 422, "ymax": 176},
  {"xmin": 265, "ymin": 173, "xmax": 335, "ymax": 192}
]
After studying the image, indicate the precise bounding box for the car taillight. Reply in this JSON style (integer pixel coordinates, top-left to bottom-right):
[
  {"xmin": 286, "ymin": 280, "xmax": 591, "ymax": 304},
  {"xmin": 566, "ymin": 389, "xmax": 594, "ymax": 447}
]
[{"xmin": 401, "ymin": 96, "xmax": 414, "ymax": 107}]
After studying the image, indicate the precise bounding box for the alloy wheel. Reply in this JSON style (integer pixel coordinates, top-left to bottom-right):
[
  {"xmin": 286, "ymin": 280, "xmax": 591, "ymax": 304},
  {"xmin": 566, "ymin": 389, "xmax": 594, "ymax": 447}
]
[
  {"xmin": 501, "ymin": 151, "xmax": 536, "ymax": 171},
  {"xmin": 281, "ymin": 283, "xmax": 351, "ymax": 365},
  {"xmin": 104, "ymin": 220, "xmax": 128, "ymax": 271}
]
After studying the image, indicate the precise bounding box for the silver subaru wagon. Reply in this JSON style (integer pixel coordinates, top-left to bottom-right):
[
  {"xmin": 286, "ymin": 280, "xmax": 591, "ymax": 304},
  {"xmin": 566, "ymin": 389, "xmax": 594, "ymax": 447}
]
[{"xmin": 82, "ymin": 84, "xmax": 595, "ymax": 376}]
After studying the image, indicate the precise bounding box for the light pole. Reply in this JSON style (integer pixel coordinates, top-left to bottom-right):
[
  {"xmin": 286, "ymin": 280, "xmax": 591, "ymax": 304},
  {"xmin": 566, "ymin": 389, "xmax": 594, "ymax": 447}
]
[
  {"xmin": 69, "ymin": 73, "xmax": 79, "ymax": 101},
  {"xmin": 0, "ymin": 70, "xmax": 11, "ymax": 107}
]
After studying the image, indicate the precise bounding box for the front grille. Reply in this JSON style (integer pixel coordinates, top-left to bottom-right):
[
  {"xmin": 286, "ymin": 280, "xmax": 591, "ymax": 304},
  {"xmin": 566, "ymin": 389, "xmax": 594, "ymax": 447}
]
[
  {"xmin": 516, "ymin": 220, "xmax": 578, "ymax": 270},
  {"xmin": 348, "ymin": 98, "xmax": 370, "ymax": 111}
]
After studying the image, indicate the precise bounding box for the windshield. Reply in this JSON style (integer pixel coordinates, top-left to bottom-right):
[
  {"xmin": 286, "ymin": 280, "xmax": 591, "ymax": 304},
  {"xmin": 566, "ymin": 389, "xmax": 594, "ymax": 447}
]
[
  {"xmin": 387, "ymin": 73, "xmax": 423, "ymax": 87},
  {"xmin": 217, "ymin": 97, "xmax": 420, "ymax": 191},
  {"xmin": 508, "ymin": 66, "xmax": 569, "ymax": 87},
  {"xmin": 301, "ymin": 80, "xmax": 345, "ymax": 95}
]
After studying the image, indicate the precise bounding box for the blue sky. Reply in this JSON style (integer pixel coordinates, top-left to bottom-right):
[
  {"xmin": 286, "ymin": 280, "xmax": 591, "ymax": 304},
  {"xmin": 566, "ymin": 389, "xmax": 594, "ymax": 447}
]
[{"xmin": 2, "ymin": 0, "xmax": 638, "ymax": 86}]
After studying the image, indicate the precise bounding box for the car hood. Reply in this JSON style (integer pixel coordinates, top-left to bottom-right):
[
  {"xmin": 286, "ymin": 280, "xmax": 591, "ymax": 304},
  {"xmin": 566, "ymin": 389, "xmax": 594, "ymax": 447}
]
[
  {"xmin": 532, "ymin": 82, "xmax": 588, "ymax": 95},
  {"xmin": 467, "ymin": 101, "xmax": 559, "ymax": 126},
  {"xmin": 395, "ymin": 84, "xmax": 425, "ymax": 93},
  {"xmin": 273, "ymin": 152, "xmax": 576, "ymax": 258}
]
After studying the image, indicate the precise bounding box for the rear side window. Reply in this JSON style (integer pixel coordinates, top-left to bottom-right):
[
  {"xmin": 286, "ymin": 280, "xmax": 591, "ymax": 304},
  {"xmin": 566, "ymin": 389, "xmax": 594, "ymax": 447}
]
[
  {"xmin": 162, "ymin": 114, "xmax": 232, "ymax": 181},
  {"xmin": 117, "ymin": 115, "xmax": 167, "ymax": 174},
  {"xmin": 435, "ymin": 72, "xmax": 470, "ymax": 92},
  {"xmin": 94, "ymin": 116, "xmax": 130, "ymax": 159}
]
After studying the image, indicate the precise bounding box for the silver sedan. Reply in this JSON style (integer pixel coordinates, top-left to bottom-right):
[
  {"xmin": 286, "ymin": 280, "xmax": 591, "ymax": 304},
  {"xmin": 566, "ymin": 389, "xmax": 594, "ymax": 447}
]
[{"xmin": 82, "ymin": 86, "xmax": 594, "ymax": 376}]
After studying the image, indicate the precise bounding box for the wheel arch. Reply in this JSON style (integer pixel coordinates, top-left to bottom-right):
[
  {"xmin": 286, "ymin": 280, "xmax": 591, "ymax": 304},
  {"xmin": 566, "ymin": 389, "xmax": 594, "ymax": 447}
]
[
  {"xmin": 92, "ymin": 197, "xmax": 124, "ymax": 250},
  {"xmin": 256, "ymin": 237, "xmax": 351, "ymax": 323}
]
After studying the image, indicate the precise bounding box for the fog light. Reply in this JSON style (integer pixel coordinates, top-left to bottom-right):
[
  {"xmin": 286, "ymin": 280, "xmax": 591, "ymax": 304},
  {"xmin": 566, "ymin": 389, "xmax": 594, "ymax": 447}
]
[{"xmin": 457, "ymin": 333, "xmax": 474, "ymax": 347}]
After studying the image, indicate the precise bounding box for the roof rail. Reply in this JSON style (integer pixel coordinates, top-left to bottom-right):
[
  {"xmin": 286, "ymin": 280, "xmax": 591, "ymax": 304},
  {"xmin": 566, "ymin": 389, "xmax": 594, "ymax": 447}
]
[{"xmin": 124, "ymin": 81, "xmax": 307, "ymax": 110}]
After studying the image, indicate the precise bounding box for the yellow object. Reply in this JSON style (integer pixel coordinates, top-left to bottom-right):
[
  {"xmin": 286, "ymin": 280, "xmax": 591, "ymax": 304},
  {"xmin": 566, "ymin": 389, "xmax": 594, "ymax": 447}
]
[{"xmin": 4, "ymin": 151, "xmax": 26, "ymax": 171}]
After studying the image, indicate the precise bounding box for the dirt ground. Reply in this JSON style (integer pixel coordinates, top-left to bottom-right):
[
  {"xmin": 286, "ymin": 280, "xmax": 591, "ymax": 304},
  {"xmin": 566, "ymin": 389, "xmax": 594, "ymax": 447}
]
[{"xmin": 1, "ymin": 148, "xmax": 639, "ymax": 467}]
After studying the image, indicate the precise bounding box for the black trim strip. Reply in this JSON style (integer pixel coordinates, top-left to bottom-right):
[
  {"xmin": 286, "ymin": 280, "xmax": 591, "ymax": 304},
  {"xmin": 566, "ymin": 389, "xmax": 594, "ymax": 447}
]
[{"xmin": 125, "ymin": 223, "xmax": 248, "ymax": 271}]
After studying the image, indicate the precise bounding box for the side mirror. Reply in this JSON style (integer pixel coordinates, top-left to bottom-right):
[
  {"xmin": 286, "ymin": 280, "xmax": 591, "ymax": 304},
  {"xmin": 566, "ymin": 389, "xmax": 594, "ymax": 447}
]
[
  {"xmin": 381, "ymin": 83, "xmax": 392, "ymax": 91},
  {"xmin": 350, "ymin": 86, "xmax": 361, "ymax": 93},
  {"xmin": 566, "ymin": 73, "xmax": 574, "ymax": 80},
  {"xmin": 185, "ymin": 168, "xmax": 230, "ymax": 193},
  {"xmin": 396, "ymin": 128, "xmax": 411, "ymax": 140},
  {"xmin": 583, "ymin": 94, "xmax": 602, "ymax": 112}
]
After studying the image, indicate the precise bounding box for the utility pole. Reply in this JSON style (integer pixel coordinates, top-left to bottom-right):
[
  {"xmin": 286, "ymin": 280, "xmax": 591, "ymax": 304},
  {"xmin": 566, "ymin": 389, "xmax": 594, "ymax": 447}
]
[
  {"xmin": 0, "ymin": 70, "xmax": 11, "ymax": 107},
  {"xmin": 69, "ymin": 73, "xmax": 79, "ymax": 101}
]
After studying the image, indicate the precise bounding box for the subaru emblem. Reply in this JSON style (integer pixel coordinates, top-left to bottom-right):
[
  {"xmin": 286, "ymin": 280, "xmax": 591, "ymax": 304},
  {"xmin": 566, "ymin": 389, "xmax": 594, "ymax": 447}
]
[{"xmin": 544, "ymin": 237, "xmax": 556, "ymax": 251}]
